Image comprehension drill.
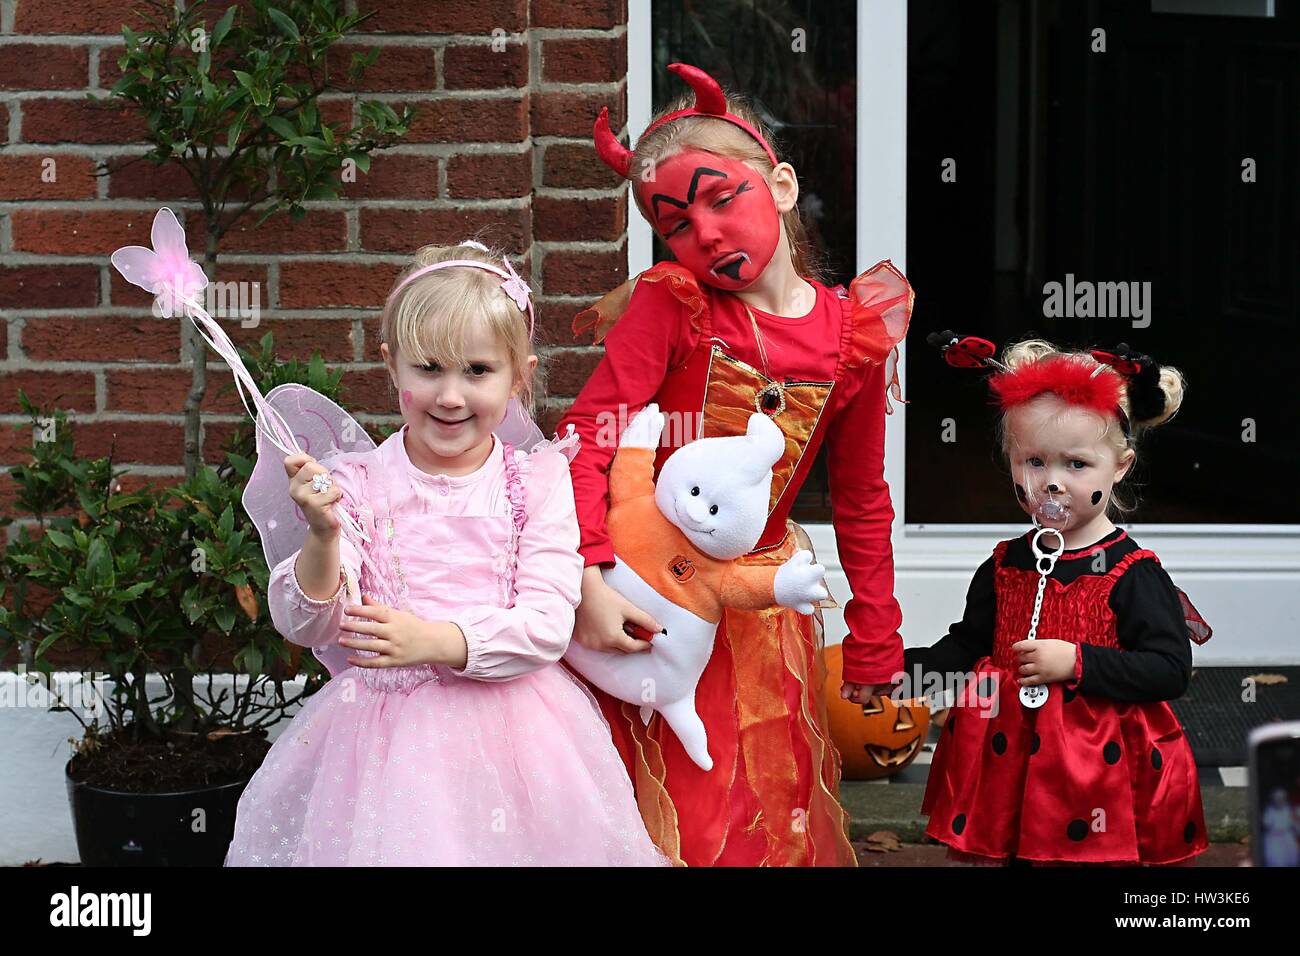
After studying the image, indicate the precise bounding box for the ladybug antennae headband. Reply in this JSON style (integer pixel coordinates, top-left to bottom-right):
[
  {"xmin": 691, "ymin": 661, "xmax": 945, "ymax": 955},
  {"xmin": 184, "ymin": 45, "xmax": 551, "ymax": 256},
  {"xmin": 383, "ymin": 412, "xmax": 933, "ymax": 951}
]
[
  {"xmin": 926, "ymin": 331, "xmax": 1167, "ymax": 437},
  {"xmin": 593, "ymin": 63, "xmax": 779, "ymax": 179}
]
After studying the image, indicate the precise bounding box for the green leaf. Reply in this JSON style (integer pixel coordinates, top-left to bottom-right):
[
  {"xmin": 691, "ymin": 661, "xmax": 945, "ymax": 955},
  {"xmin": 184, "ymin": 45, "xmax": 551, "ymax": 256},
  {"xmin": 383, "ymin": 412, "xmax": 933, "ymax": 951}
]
[
  {"xmin": 214, "ymin": 605, "xmax": 236, "ymax": 634},
  {"xmin": 45, "ymin": 529, "xmax": 74, "ymax": 549},
  {"xmin": 86, "ymin": 537, "xmax": 115, "ymax": 591},
  {"xmin": 263, "ymin": 114, "xmax": 297, "ymax": 140},
  {"xmin": 218, "ymin": 504, "xmax": 234, "ymax": 538},
  {"xmin": 212, "ymin": 6, "xmax": 237, "ymax": 49},
  {"xmin": 267, "ymin": 8, "xmax": 301, "ymax": 42}
]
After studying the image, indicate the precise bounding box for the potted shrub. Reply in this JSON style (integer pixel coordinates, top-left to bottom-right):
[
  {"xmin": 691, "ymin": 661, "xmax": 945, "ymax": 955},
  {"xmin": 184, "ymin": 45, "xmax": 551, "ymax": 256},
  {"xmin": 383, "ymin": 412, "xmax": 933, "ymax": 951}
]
[
  {"xmin": 0, "ymin": 340, "xmax": 393, "ymax": 865},
  {"xmin": 0, "ymin": 0, "xmax": 411, "ymax": 865}
]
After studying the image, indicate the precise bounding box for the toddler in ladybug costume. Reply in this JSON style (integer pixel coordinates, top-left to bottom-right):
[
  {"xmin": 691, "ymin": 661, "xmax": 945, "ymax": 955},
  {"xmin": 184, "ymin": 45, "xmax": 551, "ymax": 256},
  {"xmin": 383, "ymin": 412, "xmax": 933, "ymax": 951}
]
[{"xmin": 905, "ymin": 336, "xmax": 1211, "ymax": 865}]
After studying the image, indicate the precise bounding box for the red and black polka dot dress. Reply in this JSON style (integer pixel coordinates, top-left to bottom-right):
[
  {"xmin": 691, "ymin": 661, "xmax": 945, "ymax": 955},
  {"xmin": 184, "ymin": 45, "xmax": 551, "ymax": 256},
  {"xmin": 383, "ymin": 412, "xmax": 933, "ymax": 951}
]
[{"xmin": 906, "ymin": 528, "xmax": 1208, "ymax": 865}]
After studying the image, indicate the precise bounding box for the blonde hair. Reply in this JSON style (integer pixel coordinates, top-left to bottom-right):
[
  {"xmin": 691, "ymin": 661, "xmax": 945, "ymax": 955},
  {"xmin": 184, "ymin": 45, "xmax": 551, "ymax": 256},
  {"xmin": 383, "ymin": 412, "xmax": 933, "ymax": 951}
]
[
  {"xmin": 381, "ymin": 242, "xmax": 536, "ymax": 409},
  {"xmin": 995, "ymin": 338, "xmax": 1186, "ymax": 517},
  {"xmin": 629, "ymin": 91, "xmax": 824, "ymax": 283}
]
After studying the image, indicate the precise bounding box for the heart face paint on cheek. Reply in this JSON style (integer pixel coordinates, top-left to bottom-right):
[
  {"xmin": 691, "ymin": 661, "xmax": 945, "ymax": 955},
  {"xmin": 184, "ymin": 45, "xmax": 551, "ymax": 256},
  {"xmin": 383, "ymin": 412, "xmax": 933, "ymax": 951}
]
[
  {"xmin": 638, "ymin": 149, "xmax": 781, "ymax": 291},
  {"xmin": 400, "ymin": 389, "xmax": 413, "ymax": 409},
  {"xmin": 1091, "ymin": 490, "xmax": 1103, "ymax": 505}
]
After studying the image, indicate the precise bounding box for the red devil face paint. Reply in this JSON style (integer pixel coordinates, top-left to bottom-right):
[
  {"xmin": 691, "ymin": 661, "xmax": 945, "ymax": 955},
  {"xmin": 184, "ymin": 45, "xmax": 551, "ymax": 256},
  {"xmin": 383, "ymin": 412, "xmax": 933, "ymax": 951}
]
[{"xmin": 638, "ymin": 150, "xmax": 780, "ymax": 290}]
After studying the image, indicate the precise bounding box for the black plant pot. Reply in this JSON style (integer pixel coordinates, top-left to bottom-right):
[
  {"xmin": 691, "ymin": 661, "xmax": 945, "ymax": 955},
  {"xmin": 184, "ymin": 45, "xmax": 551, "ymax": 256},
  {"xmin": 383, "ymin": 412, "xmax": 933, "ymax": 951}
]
[{"xmin": 66, "ymin": 765, "xmax": 251, "ymax": 866}]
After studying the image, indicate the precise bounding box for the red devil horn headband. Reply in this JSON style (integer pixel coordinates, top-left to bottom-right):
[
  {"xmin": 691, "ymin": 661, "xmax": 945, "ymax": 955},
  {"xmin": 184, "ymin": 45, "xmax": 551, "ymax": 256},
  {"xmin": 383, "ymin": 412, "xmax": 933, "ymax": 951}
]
[{"xmin": 593, "ymin": 62, "xmax": 779, "ymax": 179}]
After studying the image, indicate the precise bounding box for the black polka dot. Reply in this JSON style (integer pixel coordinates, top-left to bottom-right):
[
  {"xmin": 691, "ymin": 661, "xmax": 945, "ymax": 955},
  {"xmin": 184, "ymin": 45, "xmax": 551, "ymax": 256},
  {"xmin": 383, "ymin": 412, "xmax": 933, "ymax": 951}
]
[
  {"xmin": 1151, "ymin": 747, "xmax": 1163, "ymax": 770},
  {"xmin": 992, "ymin": 732, "xmax": 1007, "ymax": 755},
  {"xmin": 1063, "ymin": 685, "xmax": 1077, "ymax": 703},
  {"xmin": 1103, "ymin": 741, "xmax": 1122, "ymax": 764},
  {"xmin": 1091, "ymin": 490, "xmax": 1103, "ymax": 505},
  {"xmin": 952, "ymin": 814, "xmax": 966, "ymax": 835},
  {"xmin": 1030, "ymin": 733, "xmax": 1041, "ymax": 755},
  {"xmin": 1184, "ymin": 821, "xmax": 1197, "ymax": 843},
  {"xmin": 1015, "ymin": 484, "xmax": 1028, "ymax": 503},
  {"xmin": 1067, "ymin": 819, "xmax": 1089, "ymax": 841}
]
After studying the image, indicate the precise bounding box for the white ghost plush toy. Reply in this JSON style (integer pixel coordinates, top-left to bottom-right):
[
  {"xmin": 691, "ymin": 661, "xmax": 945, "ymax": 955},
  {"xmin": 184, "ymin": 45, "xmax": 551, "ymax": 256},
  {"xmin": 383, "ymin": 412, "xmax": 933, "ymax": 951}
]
[{"xmin": 563, "ymin": 404, "xmax": 828, "ymax": 771}]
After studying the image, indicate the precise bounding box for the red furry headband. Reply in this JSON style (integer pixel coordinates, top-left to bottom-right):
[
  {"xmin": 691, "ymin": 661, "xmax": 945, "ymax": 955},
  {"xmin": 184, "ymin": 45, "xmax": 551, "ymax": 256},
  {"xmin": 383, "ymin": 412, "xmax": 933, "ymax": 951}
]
[{"xmin": 989, "ymin": 356, "xmax": 1123, "ymax": 419}]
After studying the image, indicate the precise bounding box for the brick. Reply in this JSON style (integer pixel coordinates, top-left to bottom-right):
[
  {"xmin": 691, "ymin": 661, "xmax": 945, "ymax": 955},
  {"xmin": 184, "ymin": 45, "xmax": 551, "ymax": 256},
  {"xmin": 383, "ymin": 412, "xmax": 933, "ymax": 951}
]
[
  {"xmin": 541, "ymin": 247, "xmax": 625, "ymax": 296},
  {"xmin": 185, "ymin": 210, "xmax": 347, "ymax": 255},
  {"xmin": 74, "ymin": 419, "xmax": 183, "ymax": 465},
  {"xmin": 21, "ymin": 97, "xmax": 149, "ymax": 144},
  {"xmin": 534, "ymin": 194, "xmax": 625, "ymax": 242},
  {"xmin": 341, "ymin": 366, "xmax": 396, "ymax": 414},
  {"xmin": 22, "ymin": 315, "xmax": 177, "ymax": 362},
  {"xmin": 221, "ymin": 318, "xmax": 358, "ymax": 362},
  {"xmin": 326, "ymin": 44, "xmax": 436, "ymax": 92},
  {"xmin": 542, "ymin": 35, "xmax": 626, "ymax": 85},
  {"xmin": 106, "ymin": 154, "xmax": 200, "ymax": 199},
  {"xmin": 98, "ymin": 43, "xmax": 125, "ymax": 89},
  {"xmin": 10, "ymin": 208, "xmax": 154, "ymax": 255},
  {"xmin": 359, "ymin": 206, "xmax": 530, "ymax": 252},
  {"xmin": 0, "ymin": 104, "xmax": 9, "ymax": 145},
  {"xmin": 318, "ymin": 96, "xmax": 353, "ymax": 128},
  {"xmin": 0, "ymin": 154, "xmax": 97, "ymax": 200},
  {"xmin": 0, "ymin": 266, "xmax": 99, "ymax": 309},
  {"xmin": 532, "ymin": 0, "xmax": 626, "ymax": 29},
  {"xmin": 0, "ymin": 371, "xmax": 96, "ymax": 414},
  {"xmin": 0, "ymin": 44, "xmax": 89, "ymax": 89},
  {"xmin": 443, "ymin": 42, "xmax": 528, "ymax": 90},
  {"xmin": 279, "ymin": 262, "xmax": 400, "ymax": 310},
  {"xmin": 0, "ymin": 421, "xmax": 37, "ymax": 466},
  {"xmin": 13, "ymin": 0, "xmax": 155, "ymax": 35},
  {"xmin": 535, "ymin": 397, "xmax": 573, "ymax": 437},
  {"xmin": 360, "ymin": 317, "xmax": 383, "ymax": 355},
  {"xmin": 445, "ymin": 150, "xmax": 530, "ymax": 199},
  {"xmin": 543, "ymin": 347, "xmax": 603, "ymax": 397},
  {"xmin": 106, "ymin": 367, "xmax": 247, "ymax": 415},
  {"xmin": 532, "ymin": 88, "xmax": 623, "ymax": 138},
  {"xmin": 201, "ymin": 419, "xmax": 241, "ymax": 463},
  {"xmin": 400, "ymin": 95, "xmax": 527, "ymax": 144},
  {"xmin": 339, "ymin": 153, "xmax": 438, "ymax": 200},
  {"xmin": 533, "ymin": 296, "xmax": 592, "ymax": 347},
  {"xmin": 542, "ymin": 142, "xmax": 623, "ymax": 190},
  {"xmin": 355, "ymin": 0, "xmax": 527, "ymax": 34}
]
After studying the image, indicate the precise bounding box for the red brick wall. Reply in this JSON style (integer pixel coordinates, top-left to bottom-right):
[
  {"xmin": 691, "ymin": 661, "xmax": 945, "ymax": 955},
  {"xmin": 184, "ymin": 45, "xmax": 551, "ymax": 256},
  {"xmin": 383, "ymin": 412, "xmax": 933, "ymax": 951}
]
[{"xmin": 0, "ymin": 0, "xmax": 629, "ymax": 534}]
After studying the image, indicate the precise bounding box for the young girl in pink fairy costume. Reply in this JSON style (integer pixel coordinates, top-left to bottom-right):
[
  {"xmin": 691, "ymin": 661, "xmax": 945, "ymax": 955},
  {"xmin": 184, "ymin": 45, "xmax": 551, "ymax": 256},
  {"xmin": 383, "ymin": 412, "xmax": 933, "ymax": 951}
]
[{"xmin": 223, "ymin": 241, "xmax": 666, "ymax": 866}]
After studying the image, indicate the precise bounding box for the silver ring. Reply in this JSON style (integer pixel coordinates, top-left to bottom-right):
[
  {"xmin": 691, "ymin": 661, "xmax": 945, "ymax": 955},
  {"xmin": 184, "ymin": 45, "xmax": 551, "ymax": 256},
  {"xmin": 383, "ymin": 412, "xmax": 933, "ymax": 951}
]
[{"xmin": 311, "ymin": 472, "xmax": 333, "ymax": 494}]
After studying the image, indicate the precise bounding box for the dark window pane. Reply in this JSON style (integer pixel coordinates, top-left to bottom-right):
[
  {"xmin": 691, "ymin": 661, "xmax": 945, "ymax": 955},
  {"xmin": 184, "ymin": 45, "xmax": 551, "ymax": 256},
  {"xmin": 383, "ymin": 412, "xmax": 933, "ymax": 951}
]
[{"xmin": 906, "ymin": 0, "xmax": 1300, "ymax": 525}]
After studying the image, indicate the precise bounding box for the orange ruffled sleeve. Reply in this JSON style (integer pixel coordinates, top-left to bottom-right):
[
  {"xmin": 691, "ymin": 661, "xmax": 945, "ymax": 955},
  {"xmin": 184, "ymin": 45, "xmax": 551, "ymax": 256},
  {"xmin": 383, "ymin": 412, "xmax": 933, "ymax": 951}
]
[
  {"xmin": 572, "ymin": 262, "xmax": 710, "ymax": 345},
  {"xmin": 837, "ymin": 259, "xmax": 914, "ymax": 412}
]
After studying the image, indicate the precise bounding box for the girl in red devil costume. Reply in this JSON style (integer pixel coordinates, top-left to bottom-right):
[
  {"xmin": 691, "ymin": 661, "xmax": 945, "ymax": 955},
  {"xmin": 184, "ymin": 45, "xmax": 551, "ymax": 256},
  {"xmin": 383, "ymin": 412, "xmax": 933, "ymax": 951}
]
[
  {"xmin": 556, "ymin": 64, "xmax": 912, "ymax": 866},
  {"xmin": 909, "ymin": 335, "xmax": 1211, "ymax": 865}
]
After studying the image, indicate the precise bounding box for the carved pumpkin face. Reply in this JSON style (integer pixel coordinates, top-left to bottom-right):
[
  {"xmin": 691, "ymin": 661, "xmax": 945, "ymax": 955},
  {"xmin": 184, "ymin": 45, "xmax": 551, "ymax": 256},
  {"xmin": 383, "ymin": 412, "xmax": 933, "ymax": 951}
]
[{"xmin": 823, "ymin": 643, "xmax": 931, "ymax": 780}]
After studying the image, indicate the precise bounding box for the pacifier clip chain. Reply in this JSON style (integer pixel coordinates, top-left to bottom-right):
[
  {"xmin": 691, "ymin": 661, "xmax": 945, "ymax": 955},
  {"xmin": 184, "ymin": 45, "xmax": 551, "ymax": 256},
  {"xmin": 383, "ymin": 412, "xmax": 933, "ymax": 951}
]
[{"xmin": 1020, "ymin": 526, "xmax": 1065, "ymax": 709}]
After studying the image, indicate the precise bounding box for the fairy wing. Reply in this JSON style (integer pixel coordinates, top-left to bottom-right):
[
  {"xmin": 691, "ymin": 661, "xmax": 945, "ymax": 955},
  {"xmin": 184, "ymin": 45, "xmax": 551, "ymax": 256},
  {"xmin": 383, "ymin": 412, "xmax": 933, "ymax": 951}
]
[{"xmin": 241, "ymin": 383, "xmax": 376, "ymax": 573}]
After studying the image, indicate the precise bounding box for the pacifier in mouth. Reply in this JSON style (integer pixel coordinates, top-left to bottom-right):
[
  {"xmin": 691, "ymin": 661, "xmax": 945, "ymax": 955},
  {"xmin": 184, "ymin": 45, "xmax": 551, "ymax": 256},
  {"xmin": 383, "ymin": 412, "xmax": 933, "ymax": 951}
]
[{"xmin": 1037, "ymin": 496, "xmax": 1070, "ymax": 523}]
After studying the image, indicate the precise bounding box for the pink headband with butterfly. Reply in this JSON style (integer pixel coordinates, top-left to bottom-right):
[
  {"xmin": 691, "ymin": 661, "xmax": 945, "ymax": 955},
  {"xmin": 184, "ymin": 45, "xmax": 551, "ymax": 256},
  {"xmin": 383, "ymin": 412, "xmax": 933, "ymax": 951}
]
[{"xmin": 382, "ymin": 240, "xmax": 535, "ymax": 338}]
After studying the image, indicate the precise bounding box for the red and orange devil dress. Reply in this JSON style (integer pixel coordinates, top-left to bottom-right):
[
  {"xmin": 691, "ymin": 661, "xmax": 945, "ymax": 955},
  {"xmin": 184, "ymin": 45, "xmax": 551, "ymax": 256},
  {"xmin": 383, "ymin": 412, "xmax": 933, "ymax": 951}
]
[
  {"xmin": 557, "ymin": 261, "xmax": 912, "ymax": 866},
  {"xmin": 907, "ymin": 527, "xmax": 1208, "ymax": 864}
]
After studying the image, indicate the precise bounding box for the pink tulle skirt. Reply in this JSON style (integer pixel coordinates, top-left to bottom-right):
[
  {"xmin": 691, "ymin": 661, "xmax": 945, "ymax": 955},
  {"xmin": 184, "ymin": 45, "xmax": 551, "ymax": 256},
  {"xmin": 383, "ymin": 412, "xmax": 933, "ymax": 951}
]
[{"xmin": 225, "ymin": 664, "xmax": 668, "ymax": 866}]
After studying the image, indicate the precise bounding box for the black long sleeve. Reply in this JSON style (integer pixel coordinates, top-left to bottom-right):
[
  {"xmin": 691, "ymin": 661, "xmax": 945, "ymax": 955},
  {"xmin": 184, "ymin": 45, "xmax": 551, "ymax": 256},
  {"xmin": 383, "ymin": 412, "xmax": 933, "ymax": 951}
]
[
  {"xmin": 1076, "ymin": 558, "xmax": 1193, "ymax": 702},
  {"xmin": 902, "ymin": 555, "xmax": 996, "ymax": 689}
]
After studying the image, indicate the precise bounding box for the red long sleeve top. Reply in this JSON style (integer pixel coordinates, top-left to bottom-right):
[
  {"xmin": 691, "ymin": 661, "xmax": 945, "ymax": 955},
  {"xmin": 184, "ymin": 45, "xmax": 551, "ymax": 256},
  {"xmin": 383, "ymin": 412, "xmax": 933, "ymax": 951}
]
[{"xmin": 557, "ymin": 271, "xmax": 906, "ymax": 686}]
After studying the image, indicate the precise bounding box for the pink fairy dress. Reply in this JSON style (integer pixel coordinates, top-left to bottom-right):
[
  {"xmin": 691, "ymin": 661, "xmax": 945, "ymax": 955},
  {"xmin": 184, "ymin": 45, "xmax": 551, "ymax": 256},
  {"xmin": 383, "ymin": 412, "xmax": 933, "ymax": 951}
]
[{"xmin": 225, "ymin": 425, "xmax": 666, "ymax": 866}]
